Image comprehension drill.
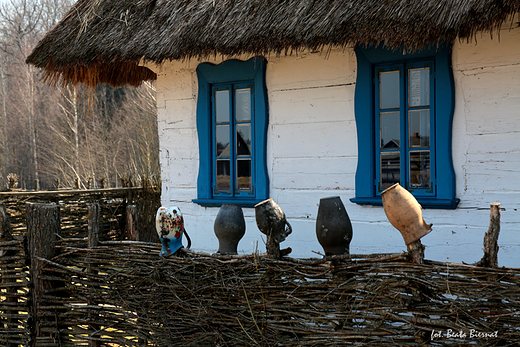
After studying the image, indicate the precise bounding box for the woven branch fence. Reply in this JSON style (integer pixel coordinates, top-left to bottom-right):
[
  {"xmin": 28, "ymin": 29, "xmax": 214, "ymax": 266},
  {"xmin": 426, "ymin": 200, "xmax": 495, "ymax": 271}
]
[
  {"xmin": 1, "ymin": 197, "xmax": 519, "ymax": 346},
  {"xmin": 33, "ymin": 243, "xmax": 520, "ymax": 347},
  {"xmin": 0, "ymin": 184, "xmax": 160, "ymax": 347}
]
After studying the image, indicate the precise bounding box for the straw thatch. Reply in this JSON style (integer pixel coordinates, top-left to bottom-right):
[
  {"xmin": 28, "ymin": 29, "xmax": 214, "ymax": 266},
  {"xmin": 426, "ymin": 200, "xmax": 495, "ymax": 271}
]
[{"xmin": 27, "ymin": 0, "xmax": 520, "ymax": 87}]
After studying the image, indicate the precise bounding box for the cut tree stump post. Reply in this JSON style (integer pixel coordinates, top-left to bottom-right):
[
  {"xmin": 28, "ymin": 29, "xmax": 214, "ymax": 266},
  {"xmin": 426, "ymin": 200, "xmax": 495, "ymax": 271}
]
[
  {"xmin": 407, "ymin": 240, "xmax": 425, "ymax": 264},
  {"xmin": 87, "ymin": 203, "xmax": 101, "ymax": 347},
  {"xmin": 126, "ymin": 204, "xmax": 138, "ymax": 241},
  {"xmin": 266, "ymin": 234, "xmax": 281, "ymax": 259},
  {"xmin": 476, "ymin": 203, "xmax": 501, "ymax": 267},
  {"xmin": 0, "ymin": 203, "xmax": 17, "ymax": 347},
  {"xmin": 26, "ymin": 202, "xmax": 61, "ymax": 347}
]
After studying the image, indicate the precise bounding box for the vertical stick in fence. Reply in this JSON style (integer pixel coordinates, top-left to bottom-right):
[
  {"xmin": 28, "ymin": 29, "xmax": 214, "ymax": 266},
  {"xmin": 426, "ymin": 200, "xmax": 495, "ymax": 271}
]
[
  {"xmin": 126, "ymin": 205, "xmax": 138, "ymax": 241},
  {"xmin": 26, "ymin": 202, "xmax": 60, "ymax": 347},
  {"xmin": 88, "ymin": 203, "xmax": 100, "ymax": 249},
  {"xmin": 0, "ymin": 203, "xmax": 17, "ymax": 347},
  {"xmin": 477, "ymin": 203, "xmax": 501, "ymax": 267},
  {"xmin": 88, "ymin": 203, "xmax": 101, "ymax": 347}
]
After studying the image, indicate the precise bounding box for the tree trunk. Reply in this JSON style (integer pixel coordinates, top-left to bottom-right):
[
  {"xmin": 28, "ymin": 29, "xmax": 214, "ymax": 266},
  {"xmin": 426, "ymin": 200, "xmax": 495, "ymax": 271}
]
[{"xmin": 1, "ymin": 59, "xmax": 8, "ymax": 174}]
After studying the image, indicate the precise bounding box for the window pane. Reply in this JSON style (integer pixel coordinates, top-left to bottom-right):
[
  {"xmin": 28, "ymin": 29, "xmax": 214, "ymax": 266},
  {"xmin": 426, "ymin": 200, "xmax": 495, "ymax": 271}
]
[
  {"xmin": 216, "ymin": 125, "xmax": 230, "ymax": 157},
  {"xmin": 236, "ymin": 159, "xmax": 252, "ymax": 191},
  {"xmin": 409, "ymin": 151, "xmax": 430, "ymax": 189},
  {"xmin": 380, "ymin": 111, "xmax": 400, "ymax": 149},
  {"xmin": 409, "ymin": 110, "xmax": 430, "ymax": 148},
  {"xmin": 215, "ymin": 90, "xmax": 230, "ymax": 123},
  {"xmin": 381, "ymin": 152, "xmax": 400, "ymax": 190},
  {"xmin": 408, "ymin": 68, "xmax": 430, "ymax": 107},
  {"xmin": 216, "ymin": 160, "xmax": 231, "ymax": 191},
  {"xmin": 379, "ymin": 70, "xmax": 400, "ymax": 109},
  {"xmin": 236, "ymin": 88, "xmax": 251, "ymax": 121},
  {"xmin": 236, "ymin": 124, "xmax": 251, "ymax": 156}
]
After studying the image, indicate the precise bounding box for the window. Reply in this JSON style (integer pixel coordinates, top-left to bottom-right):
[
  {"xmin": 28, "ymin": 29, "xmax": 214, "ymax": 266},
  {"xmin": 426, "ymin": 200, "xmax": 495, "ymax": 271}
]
[
  {"xmin": 351, "ymin": 44, "xmax": 459, "ymax": 209},
  {"xmin": 194, "ymin": 58, "xmax": 269, "ymax": 207},
  {"xmin": 376, "ymin": 61, "xmax": 434, "ymax": 195}
]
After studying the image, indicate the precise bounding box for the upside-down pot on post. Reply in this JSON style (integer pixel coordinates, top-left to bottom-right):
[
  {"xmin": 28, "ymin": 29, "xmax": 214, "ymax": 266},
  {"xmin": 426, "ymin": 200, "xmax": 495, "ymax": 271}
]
[
  {"xmin": 214, "ymin": 204, "xmax": 246, "ymax": 255},
  {"xmin": 255, "ymin": 199, "xmax": 292, "ymax": 259},
  {"xmin": 381, "ymin": 183, "xmax": 432, "ymax": 264}
]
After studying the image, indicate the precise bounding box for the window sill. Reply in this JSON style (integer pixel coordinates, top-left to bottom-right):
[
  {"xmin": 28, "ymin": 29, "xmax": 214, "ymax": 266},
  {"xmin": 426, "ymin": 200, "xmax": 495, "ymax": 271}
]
[
  {"xmin": 350, "ymin": 197, "xmax": 460, "ymax": 209},
  {"xmin": 193, "ymin": 198, "xmax": 265, "ymax": 208}
]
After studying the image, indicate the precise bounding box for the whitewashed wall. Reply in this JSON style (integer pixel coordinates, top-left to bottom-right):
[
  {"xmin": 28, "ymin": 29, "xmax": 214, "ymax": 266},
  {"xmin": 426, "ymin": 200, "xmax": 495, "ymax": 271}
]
[{"xmin": 151, "ymin": 24, "xmax": 519, "ymax": 267}]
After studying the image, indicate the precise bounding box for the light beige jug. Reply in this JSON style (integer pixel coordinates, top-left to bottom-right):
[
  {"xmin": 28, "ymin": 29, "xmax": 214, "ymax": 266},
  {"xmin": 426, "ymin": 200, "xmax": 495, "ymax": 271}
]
[{"xmin": 381, "ymin": 183, "xmax": 432, "ymax": 245}]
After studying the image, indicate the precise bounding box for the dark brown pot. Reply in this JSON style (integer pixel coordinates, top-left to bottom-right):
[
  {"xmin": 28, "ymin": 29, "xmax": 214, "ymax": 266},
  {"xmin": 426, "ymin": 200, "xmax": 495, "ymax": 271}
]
[
  {"xmin": 214, "ymin": 204, "xmax": 246, "ymax": 254},
  {"xmin": 316, "ymin": 196, "xmax": 353, "ymax": 256},
  {"xmin": 254, "ymin": 198, "xmax": 292, "ymax": 243}
]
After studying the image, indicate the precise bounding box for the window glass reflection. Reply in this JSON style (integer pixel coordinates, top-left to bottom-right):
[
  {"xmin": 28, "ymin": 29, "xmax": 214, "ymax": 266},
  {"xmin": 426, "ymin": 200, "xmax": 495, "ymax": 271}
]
[
  {"xmin": 409, "ymin": 110, "xmax": 430, "ymax": 148},
  {"xmin": 380, "ymin": 71, "xmax": 400, "ymax": 109},
  {"xmin": 380, "ymin": 112, "xmax": 400, "ymax": 149},
  {"xmin": 409, "ymin": 151, "xmax": 430, "ymax": 189},
  {"xmin": 236, "ymin": 88, "xmax": 251, "ymax": 122},
  {"xmin": 216, "ymin": 160, "xmax": 231, "ymax": 191},
  {"xmin": 236, "ymin": 124, "xmax": 251, "ymax": 156},
  {"xmin": 408, "ymin": 68, "xmax": 430, "ymax": 107},
  {"xmin": 216, "ymin": 125, "xmax": 230, "ymax": 157},
  {"xmin": 236, "ymin": 159, "xmax": 252, "ymax": 191},
  {"xmin": 215, "ymin": 90, "xmax": 230, "ymax": 123},
  {"xmin": 381, "ymin": 152, "xmax": 400, "ymax": 190}
]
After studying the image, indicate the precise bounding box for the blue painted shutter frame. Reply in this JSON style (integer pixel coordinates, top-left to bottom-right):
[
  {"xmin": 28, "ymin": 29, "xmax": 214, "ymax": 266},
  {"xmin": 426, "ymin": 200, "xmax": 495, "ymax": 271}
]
[
  {"xmin": 351, "ymin": 44, "xmax": 459, "ymax": 209},
  {"xmin": 194, "ymin": 58, "xmax": 269, "ymax": 207}
]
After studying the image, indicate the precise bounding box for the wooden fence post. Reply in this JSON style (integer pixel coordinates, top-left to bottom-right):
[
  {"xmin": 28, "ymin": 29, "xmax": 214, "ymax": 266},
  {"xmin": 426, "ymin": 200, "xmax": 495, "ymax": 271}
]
[
  {"xmin": 0, "ymin": 203, "xmax": 18, "ymax": 347},
  {"xmin": 88, "ymin": 203, "xmax": 101, "ymax": 347},
  {"xmin": 88, "ymin": 203, "xmax": 100, "ymax": 248},
  {"xmin": 476, "ymin": 203, "xmax": 501, "ymax": 267},
  {"xmin": 126, "ymin": 205, "xmax": 138, "ymax": 241},
  {"xmin": 26, "ymin": 202, "xmax": 60, "ymax": 347}
]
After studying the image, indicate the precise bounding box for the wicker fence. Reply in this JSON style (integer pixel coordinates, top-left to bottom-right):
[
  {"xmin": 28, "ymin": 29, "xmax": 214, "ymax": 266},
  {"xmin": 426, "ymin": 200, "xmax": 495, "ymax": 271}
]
[
  {"xmin": 0, "ymin": 185, "xmax": 160, "ymax": 346},
  {"xmin": 1, "ymin": 196, "xmax": 519, "ymax": 346}
]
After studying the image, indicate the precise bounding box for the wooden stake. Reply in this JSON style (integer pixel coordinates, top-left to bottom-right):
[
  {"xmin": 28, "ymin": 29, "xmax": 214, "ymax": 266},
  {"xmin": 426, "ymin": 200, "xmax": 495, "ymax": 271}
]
[
  {"xmin": 126, "ymin": 204, "xmax": 138, "ymax": 241},
  {"xmin": 88, "ymin": 203, "xmax": 100, "ymax": 347},
  {"xmin": 266, "ymin": 233, "xmax": 281, "ymax": 259},
  {"xmin": 407, "ymin": 240, "xmax": 425, "ymax": 264},
  {"xmin": 26, "ymin": 203, "xmax": 61, "ymax": 346},
  {"xmin": 88, "ymin": 203, "xmax": 100, "ymax": 248},
  {"xmin": 476, "ymin": 203, "xmax": 501, "ymax": 267},
  {"xmin": 0, "ymin": 203, "xmax": 17, "ymax": 347}
]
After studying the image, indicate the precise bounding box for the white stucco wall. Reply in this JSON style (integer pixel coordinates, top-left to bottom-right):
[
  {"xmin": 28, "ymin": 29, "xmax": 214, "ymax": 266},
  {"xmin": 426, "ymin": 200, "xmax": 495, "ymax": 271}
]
[{"xmin": 152, "ymin": 24, "xmax": 519, "ymax": 267}]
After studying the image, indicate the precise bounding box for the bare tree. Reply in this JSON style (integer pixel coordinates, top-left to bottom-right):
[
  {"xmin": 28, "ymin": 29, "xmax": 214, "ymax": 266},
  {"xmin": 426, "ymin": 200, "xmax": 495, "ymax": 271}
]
[{"xmin": 0, "ymin": 0, "xmax": 159, "ymax": 190}]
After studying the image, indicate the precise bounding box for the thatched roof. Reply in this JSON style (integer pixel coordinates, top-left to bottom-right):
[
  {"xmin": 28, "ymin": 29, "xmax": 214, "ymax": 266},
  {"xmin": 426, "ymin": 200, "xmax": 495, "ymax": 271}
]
[{"xmin": 27, "ymin": 0, "xmax": 520, "ymax": 87}]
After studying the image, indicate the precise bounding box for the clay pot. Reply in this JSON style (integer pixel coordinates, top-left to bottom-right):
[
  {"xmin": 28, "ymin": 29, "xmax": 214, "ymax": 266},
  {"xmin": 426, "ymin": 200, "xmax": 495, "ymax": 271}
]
[
  {"xmin": 254, "ymin": 199, "xmax": 292, "ymax": 243},
  {"xmin": 316, "ymin": 196, "xmax": 353, "ymax": 256},
  {"xmin": 381, "ymin": 183, "xmax": 432, "ymax": 245},
  {"xmin": 214, "ymin": 204, "xmax": 246, "ymax": 254}
]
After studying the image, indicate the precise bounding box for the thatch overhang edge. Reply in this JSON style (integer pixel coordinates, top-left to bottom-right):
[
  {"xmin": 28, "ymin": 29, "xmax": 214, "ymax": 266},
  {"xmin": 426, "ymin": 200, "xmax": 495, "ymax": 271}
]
[{"xmin": 26, "ymin": 0, "xmax": 520, "ymax": 87}]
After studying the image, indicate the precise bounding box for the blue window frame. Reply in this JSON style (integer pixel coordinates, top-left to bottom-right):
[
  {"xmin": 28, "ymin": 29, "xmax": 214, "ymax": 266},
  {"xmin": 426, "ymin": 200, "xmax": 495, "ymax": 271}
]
[
  {"xmin": 194, "ymin": 58, "xmax": 269, "ymax": 207},
  {"xmin": 351, "ymin": 44, "xmax": 459, "ymax": 209}
]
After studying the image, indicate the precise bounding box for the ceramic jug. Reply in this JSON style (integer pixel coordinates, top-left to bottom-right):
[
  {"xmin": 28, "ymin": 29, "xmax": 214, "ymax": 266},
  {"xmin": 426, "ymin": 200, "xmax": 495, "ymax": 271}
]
[
  {"xmin": 381, "ymin": 183, "xmax": 432, "ymax": 245},
  {"xmin": 214, "ymin": 204, "xmax": 246, "ymax": 254},
  {"xmin": 316, "ymin": 196, "xmax": 353, "ymax": 256},
  {"xmin": 155, "ymin": 206, "xmax": 191, "ymax": 256},
  {"xmin": 254, "ymin": 199, "xmax": 292, "ymax": 243}
]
